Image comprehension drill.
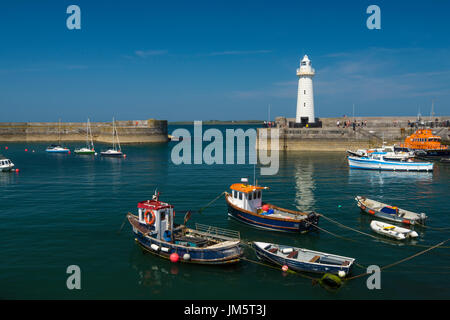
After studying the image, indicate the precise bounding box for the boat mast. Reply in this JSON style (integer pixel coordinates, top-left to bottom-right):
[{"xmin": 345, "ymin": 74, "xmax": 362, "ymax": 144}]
[
  {"xmin": 58, "ymin": 118, "xmax": 61, "ymax": 145},
  {"xmin": 89, "ymin": 118, "xmax": 94, "ymax": 149},
  {"xmin": 116, "ymin": 120, "xmax": 121, "ymax": 151},
  {"xmin": 112, "ymin": 117, "xmax": 116, "ymax": 150}
]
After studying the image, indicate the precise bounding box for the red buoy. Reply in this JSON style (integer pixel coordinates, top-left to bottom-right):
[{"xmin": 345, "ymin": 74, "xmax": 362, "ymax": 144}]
[
  {"xmin": 5, "ymin": 146, "xmax": 8, "ymax": 150},
  {"xmin": 15, "ymin": 169, "xmax": 19, "ymax": 172},
  {"xmin": 170, "ymin": 253, "xmax": 179, "ymax": 263},
  {"xmin": 25, "ymin": 149, "xmax": 28, "ymax": 152},
  {"xmin": 262, "ymin": 204, "xmax": 270, "ymax": 212},
  {"xmin": 282, "ymin": 265, "xmax": 289, "ymax": 272}
]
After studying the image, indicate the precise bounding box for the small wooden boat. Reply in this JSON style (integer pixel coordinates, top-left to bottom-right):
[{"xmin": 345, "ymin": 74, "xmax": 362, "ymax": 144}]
[
  {"xmin": 370, "ymin": 220, "xmax": 418, "ymax": 240},
  {"xmin": 101, "ymin": 118, "xmax": 123, "ymax": 157},
  {"xmin": 253, "ymin": 241, "xmax": 355, "ymax": 277},
  {"xmin": 225, "ymin": 178, "xmax": 320, "ymax": 233},
  {"xmin": 355, "ymin": 196, "xmax": 427, "ymax": 225},
  {"xmin": 0, "ymin": 154, "xmax": 15, "ymax": 172},
  {"xmin": 127, "ymin": 192, "xmax": 243, "ymax": 265}
]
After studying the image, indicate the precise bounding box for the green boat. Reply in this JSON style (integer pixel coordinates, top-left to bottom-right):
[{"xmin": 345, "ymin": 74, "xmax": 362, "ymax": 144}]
[{"xmin": 74, "ymin": 118, "xmax": 96, "ymax": 155}]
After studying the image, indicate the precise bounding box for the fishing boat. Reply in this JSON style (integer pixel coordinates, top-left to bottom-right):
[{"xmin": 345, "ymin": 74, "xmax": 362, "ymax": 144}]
[
  {"xmin": 370, "ymin": 220, "xmax": 418, "ymax": 240},
  {"xmin": 127, "ymin": 191, "xmax": 243, "ymax": 265},
  {"xmin": 74, "ymin": 118, "xmax": 96, "ymax": 155},
  {"xmin": 355, "ymin": 196, "xmax": 427, "ymax": 225},
  {"xmin": 399, "ymin": 128, "xmax": 450, "ymax": 158},
  {"xmin": 0, "ymin": 154, "xmax": 15, "ymax": 172},
  {"xmin": 45, "ymin": 119, "xmax": 70, "ymax": 153},
  {"xmin": 101, "ymin": 118, "xmax": 123, "ymax": 157},
  {"xmin": 348, "ymin": 154, "xmax": 433, "ymax": 171},
  {"xmin": 253, "ymin": 242, "xmax": 355, "ymax": 277},
  {"xmin": 225, "ymin": 178, "xmax": 320, "ymax": 233}
]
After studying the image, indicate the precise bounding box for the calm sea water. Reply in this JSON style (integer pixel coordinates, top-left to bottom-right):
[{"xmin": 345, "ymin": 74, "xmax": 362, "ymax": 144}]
[{"xmin": 1, "ymin": 125, "xmax": 449, "ymax": 299}]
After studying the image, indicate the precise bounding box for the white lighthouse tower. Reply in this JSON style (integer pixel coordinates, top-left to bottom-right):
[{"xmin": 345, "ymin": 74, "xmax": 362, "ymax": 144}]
[{"xmin": 295, "ymin": 55, "xmax": 315, "ymax": 123}]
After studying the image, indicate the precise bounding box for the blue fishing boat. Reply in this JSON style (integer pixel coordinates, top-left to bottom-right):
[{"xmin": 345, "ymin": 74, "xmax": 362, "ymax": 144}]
[
  {"xmin": 225, "ymin": 178, "xmax": 320, "ymax": 233},
  {"xmin": 253, "ymin": 242, "xmax": 355, "ymax": 277},
  {"xmin": 348, "ymin": 155, "xmax": 433, "ymax": 171},
  {"xmin": 127, "ymin": 192, "xmax": 243, "ymax": 265}
]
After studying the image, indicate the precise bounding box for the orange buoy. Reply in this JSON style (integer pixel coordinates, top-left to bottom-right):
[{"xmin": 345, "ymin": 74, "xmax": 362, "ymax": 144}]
[{"xmin": 282, "ymin": 265, "xmax": 289, "ymax": 272}]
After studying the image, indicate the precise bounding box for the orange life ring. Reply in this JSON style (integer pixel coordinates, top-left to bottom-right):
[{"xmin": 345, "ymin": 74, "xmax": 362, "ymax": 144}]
[{"xmin": 144, "ymin": 209, "xmax": 156, "ymax": 225}]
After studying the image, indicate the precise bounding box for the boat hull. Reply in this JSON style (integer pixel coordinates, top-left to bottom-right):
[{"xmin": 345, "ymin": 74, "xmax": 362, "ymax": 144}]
[
  {"xmin": 226, "ymin": 196, "xmax": 319, "ymax": 233},
  {"xmin": 253, "ymin": 244, "xmax": 353, "ymax": 275},
  {"xmin": 46, "ymin": 149, "xmax": 70, "ymax": 153},
  {"xmin": 129, "ymin": 216, "xmax": 243, "ymax": 265},
  {"xmin": 100, "ymin": 152, "xmax": 123, "ymax": 157},
  {"xmin": 348, "ymin": 156, "xmax": 433, "ymax": 171}
]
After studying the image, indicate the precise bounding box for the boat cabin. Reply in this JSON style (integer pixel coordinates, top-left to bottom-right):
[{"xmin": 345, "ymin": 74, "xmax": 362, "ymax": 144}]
[
  {"xmin": 137, "ymin": 198, "xmax": 174, "ymax": 241},
  {"xmin": 229, "ymin": 178, "xmax": 268, "ymax": 213}
]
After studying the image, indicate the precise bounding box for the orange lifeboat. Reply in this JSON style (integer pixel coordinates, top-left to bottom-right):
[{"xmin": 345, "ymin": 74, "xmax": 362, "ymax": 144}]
[{"xmin": 400, "ymin": 129, "xmax": 448, "ymax": 151}]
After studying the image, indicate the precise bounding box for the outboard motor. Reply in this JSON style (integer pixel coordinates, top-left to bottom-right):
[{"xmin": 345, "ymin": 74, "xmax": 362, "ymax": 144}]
[{"xmin": 306, "ymin": 211, "xmax": 320, "ymax": 228}]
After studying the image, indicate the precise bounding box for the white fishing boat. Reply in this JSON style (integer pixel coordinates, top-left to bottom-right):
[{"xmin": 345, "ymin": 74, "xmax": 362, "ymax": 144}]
[
  {"xmin": 370, "ymin": 220, "xmax": 418, "ymax": 240},
  {"xmin": 0, "ymin": 154, "xmax": 15, "ymax": 172},
  {"xmin": 348, "ymin": 154, "xmax": 433, "ymax": 171},
  {"xmin": 100, "ymin": 118, "xmax": 123, "ymax": 157},
  {"xmin": 75, "ymin": 118, "xmax": 96, "ymax": 155}
]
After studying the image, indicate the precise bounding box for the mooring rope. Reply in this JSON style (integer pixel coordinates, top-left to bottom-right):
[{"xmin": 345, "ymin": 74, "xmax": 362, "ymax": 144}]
[
  {"xmin": 346, "ymin": 238, "xmax": 450, "ymax": 281},
  {"xmin": 198, "ymin": 191, "xmax": 226, "ymax": 214}
]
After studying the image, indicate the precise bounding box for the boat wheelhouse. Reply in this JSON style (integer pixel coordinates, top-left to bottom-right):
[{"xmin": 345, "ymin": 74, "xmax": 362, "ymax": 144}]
[
  {"xmin": 127, "ymin": 192, "xmax": 243, "ymax": 265},
  {"xmin": 0, "ymin": 155, "xmax": 15, "ymax": 172},
  {"xmin": 225, "ymin": 178, "xmax": 320, "ymax": 233}
]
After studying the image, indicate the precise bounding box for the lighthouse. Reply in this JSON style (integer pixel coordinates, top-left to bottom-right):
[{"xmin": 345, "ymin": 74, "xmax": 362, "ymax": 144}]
[{"xmin": 295, "ymin": 55, "xmax": 315, "ymax": 123}]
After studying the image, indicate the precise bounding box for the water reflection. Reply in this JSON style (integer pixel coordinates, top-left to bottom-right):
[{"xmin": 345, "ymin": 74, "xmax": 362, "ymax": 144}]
[
  {"xmin": 348, "ymin": 169, "xmax": 433, "ymax": 186},
  {"xmin": 294, "ymin": 159, "xmax": 315, "ymax": 212}
]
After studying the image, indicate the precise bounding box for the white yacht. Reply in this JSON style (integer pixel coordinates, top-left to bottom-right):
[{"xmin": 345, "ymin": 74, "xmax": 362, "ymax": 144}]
[{"xmin": 100, "ymin": 118, "xmax": 123, "ymax": 157}]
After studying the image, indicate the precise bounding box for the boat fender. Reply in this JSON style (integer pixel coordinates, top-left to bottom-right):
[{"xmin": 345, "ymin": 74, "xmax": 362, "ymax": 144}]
[
  {"xmin": 144, "ymin": 209, "xmax": 156, "ymax": 225},
  {"xmin": 161, "ymin": 247, "xmax": 170, "ymax": 253},
  {"xmin": 183, "ymin": 253, "xmax": 190, "ymax": 261},
  {"xmin": 150, "ymin": 244, "xmax": 159, "ymax": 251},
  {"xmin": 281, "ymin": 248, "xmax": 293, "ymax": 254},
  {"xmin": 338, "ymin": 271, "xmax": 346, "ymax": 278}
]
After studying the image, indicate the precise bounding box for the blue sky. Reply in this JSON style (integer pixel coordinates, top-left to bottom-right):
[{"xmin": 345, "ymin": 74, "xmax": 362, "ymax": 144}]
[{"xmin": 0, "ymin": 0, "xmax": 449, "ymax": 122}]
